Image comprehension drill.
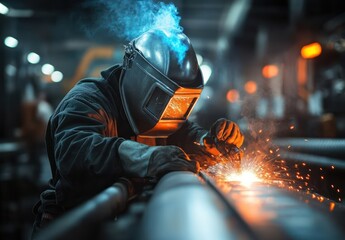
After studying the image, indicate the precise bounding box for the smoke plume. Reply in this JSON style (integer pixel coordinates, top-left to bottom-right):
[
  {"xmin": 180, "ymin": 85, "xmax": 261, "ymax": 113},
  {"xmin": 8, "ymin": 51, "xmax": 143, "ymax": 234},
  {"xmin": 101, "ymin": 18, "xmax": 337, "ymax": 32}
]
[{"xmin": 82, "ymin": 0, "xmax": 188, "ymax": 65}]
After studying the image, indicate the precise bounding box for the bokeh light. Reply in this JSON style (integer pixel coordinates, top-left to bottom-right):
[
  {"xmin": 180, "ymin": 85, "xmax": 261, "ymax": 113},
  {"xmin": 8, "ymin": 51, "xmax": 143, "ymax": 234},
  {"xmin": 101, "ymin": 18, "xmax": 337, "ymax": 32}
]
[
  {"xmin": 226, "ymin": 89, "xmax": 240, "ymax": 103},
  {"xmin": 262, "ymin": 64, "xmax": 279, "ymax": 78},
  {"xmin": 244, "ymin": 81, "xmax": 257, "ymax": 94}
]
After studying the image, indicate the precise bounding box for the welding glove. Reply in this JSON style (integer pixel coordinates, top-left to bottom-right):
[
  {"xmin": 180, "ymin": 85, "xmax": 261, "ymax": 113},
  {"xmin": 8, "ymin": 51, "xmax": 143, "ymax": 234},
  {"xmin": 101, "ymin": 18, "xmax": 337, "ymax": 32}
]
[
  {"xmin": 200, "ymin": 118, "xmax": 244, "ymax": 156},
  {"xmin": 118, "ymin": 140, "xmax": 200, "ymax": 179}
]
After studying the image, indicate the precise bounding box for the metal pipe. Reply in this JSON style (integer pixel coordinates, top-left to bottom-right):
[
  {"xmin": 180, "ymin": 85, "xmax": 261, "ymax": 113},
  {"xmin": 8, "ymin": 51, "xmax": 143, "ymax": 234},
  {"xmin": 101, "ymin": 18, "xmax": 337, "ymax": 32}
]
[
  {"xmin": 199, "ymin": 171, "xmax": 258, "ymax": 239},
  {"xmin": 279, "ymin": 150, "xmax": 345, "ymax": 169},
  {"xmin": 138, "ymin": 171, "xmax": 254, "ymax": 240},
  {"xmin": 273, "ymin": 138, "xmax": 345, "ymax": 159},
  {"xmin": 36, "ymin": 178, "xmax": 134, "ymax": 240},
  {"xmin": 221, "ymin": 181, "xmax": 345, "ymax": 240}
]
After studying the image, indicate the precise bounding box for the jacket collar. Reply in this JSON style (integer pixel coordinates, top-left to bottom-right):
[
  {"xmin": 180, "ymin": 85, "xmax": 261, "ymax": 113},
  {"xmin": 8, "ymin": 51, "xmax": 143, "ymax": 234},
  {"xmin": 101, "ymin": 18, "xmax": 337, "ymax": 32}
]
[
  {"xmin": 101, "ymin": 64, "xmax": 122, "ymax": 83},
  {"xmin": 101, "ymin": 64, "xmax": 129, "ymax": 125}
]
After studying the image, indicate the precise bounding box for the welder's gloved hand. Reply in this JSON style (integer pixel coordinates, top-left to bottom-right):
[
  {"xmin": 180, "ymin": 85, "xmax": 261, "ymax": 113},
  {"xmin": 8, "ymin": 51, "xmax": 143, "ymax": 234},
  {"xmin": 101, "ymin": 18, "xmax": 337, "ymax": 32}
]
[
  {"xmin": 118, "ymin": 140, "xmax": 200, "ymax": 179},
  {"xmin": 201, "ymin": 118, "xmax": 244, "ymax": 156}
]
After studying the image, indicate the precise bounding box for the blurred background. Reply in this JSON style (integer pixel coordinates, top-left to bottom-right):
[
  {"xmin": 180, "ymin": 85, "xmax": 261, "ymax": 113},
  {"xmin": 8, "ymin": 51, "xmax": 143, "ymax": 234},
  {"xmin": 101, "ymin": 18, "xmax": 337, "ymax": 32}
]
[{"xmin": 0, "ymin": 0, "xmax": 345, "ymax": 239}]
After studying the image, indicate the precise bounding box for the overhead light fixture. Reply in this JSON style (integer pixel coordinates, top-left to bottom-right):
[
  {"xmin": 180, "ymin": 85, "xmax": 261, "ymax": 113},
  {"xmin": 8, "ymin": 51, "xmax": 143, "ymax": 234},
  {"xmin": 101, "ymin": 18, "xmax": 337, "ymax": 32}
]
[
  {"xmin": 51, "ymin": 71, "xmax": 63, "ymax": 82},
  {"xmin": 27, "ymin": 52, "xmax": 40, "ymax": 64},
  {"xmin": 200, "ymin": 64, "xmax": 212, "ymax": 84},
  {"xmin": 41, "ymin": 64, "xmax": 55, "ymax": 75},
  {"xmin": 4, "ymin": 36, "xmax": 18, "ymax": 48},
  {"xmin": 301, "ymin": 42, "xmax": 322, "ymax": 59},
  {"xmin": 0, "ymin": 2, "xmax": 9, "ymax": 15}
]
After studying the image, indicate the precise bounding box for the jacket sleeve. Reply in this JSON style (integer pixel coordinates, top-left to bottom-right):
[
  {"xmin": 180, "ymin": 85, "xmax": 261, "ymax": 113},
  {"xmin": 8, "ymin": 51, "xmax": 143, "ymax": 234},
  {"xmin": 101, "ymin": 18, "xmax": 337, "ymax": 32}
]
[
  {"xmin": 167, "ymin": 120, "xmax": 208, "ymax": 154},
  {"xmin": 51, "ymin": 95, "xmax": 125, "ymax": 206},
  {"xmin": 167, "ymin": 121, "xmax": 219, "ymax": 168}
]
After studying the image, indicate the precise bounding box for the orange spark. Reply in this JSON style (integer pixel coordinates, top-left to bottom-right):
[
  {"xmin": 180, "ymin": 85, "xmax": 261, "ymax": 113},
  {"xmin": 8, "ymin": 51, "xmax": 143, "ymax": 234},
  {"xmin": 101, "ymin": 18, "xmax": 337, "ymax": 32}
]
[{"xmin": 329, "ymin": 202, "xmax": 335, "ymax": 212}]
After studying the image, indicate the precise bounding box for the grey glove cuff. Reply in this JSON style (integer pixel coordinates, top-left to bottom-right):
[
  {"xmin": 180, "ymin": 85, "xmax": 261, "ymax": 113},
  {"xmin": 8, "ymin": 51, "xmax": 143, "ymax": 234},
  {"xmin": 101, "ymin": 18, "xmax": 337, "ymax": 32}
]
[{"xmin": 118, "ymin": 140, "xmax": 158, "ymax": 178}]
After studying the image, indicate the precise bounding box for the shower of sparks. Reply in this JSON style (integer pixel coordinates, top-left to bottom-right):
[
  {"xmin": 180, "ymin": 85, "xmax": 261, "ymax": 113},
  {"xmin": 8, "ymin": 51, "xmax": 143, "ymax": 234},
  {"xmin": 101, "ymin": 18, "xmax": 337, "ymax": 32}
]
[
  {"xmin": 199, "ymin": 126, "xmax": 343, "ymax": 208},
  {"xmin": 205, "ymin": 148, "xmax": 270, "ymax": 187}
]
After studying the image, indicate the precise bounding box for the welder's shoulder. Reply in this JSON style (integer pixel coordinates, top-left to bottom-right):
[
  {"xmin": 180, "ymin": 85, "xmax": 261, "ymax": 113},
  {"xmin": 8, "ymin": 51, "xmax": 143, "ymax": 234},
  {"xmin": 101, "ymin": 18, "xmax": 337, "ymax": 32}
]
[
  {"xmin": 66, "ymin": 78, "xmax": 105, "ymax": 99},
  {"xmin": 75, "ymin": 77, "xmax": 104, "ymax": 92},
  {"xmin": 55, "ymin": 78, "xmax": 107, "ymax": 112}
]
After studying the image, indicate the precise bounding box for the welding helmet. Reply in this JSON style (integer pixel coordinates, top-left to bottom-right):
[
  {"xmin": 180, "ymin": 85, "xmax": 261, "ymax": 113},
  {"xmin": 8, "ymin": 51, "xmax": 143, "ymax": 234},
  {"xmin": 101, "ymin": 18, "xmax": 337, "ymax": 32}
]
[{"xmin": 119, "ymin": 28, "xmax": 203, "ymax": 137}]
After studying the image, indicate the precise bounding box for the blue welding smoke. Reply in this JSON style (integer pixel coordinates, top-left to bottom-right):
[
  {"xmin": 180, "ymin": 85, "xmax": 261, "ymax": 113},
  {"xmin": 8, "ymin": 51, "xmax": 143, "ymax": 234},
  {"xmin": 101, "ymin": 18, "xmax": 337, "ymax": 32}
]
[{"xmin": 86, "ymin": 0, "xmax": 188, "ymax": 65}]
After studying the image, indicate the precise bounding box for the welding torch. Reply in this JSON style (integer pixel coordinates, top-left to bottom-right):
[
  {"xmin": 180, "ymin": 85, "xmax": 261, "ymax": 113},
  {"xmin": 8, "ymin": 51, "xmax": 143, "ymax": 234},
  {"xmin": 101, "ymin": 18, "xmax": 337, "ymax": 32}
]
[{"xmin": 203, "ymin": 136, "xmax": 243, "ymax": 172}]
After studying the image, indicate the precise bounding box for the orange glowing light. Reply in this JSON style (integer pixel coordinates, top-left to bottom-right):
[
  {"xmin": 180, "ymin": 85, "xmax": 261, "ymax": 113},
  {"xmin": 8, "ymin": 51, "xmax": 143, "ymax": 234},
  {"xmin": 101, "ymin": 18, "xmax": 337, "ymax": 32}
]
[
  {"xmin": 330, "ymin": 202, "xmax": 335, "ymax": 212},
  {"xmin": 226, "ymin": 89, "xmax": 240, "ymax": 103},
  {"xmin": 162, "ymin": 96, "xmax": 197, "ymax": 120},
  {"xmin": 297, "ymin": 57, "xmax": 307, "ymax": 85},
  {"xmin": 226, "ymin": 170, "xmax": 261, "ymax": 187},
  {"xmin": 244, "ymin": 81, "xmax": 257, "ymax": 94},
  {"xmin": 262, "ymin": 64, "xmax": 279, "ymax": 78},
  {"xmin": 301, "ymin": 42, "xmax": 322, "ymax": 59},
  {"xmin": 290, "ymin": 125, "xmax": 295, "ymax": 130}
]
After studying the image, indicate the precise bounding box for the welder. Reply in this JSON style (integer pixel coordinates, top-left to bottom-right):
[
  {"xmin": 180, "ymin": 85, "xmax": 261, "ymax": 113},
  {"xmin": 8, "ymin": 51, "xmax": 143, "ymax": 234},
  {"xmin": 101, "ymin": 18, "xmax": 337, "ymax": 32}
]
[{"xmin": 31, "ymin": 28, "xmax": 244, "ymax": 236}]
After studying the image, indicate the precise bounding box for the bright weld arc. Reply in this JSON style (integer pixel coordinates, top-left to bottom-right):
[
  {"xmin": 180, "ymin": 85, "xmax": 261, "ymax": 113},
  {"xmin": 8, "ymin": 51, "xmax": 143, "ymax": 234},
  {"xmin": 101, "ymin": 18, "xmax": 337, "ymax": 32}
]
[{"xmin": 225, "ymin": 169, "xmax": 261, "ymax": 187}]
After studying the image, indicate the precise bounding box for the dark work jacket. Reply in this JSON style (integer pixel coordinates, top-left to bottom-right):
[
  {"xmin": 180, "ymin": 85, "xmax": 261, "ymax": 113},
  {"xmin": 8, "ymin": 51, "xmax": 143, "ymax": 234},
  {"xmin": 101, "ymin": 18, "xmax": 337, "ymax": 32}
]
[{"xmin": 45, "ymin": 64, "xmax": 207, "ymax": 209}]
